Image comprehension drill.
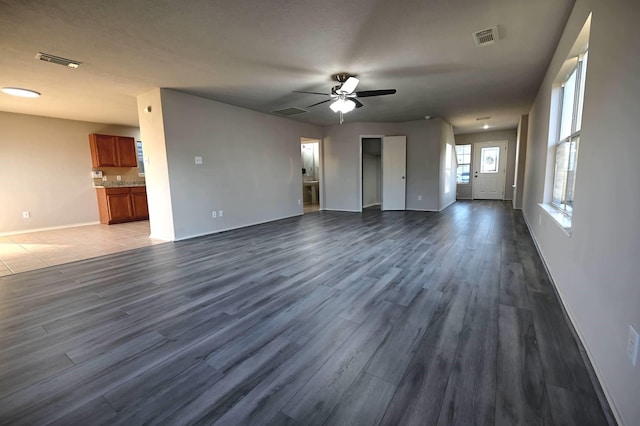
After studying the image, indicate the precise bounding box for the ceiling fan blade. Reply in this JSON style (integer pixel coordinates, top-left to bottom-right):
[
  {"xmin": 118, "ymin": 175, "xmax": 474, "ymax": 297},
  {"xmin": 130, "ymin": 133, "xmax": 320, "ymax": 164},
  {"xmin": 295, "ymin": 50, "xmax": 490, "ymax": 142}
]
[
  {"xmin": 293, "ymin": 90, "xmax": 330, "ymax": 96},
  {"xmin": 337, "ymin": 77, "xmax": 360, "ymax": 94},
  {"xmin": 352, "ymin": 98, "xmax": 364, "ymax": 108},
  {"xmin": 355, "ymin": 89, "xmax": 397, "ymax": 98},
  {"xmin": 307, "ymin": 99, "xmax": 332, "ymax": 108}
]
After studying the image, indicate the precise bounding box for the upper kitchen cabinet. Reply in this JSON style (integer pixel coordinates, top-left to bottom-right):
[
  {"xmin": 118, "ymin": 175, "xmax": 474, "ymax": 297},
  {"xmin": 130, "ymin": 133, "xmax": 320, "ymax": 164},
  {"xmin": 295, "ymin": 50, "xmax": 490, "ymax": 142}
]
[{"xmin": 89, "ymin": 134, "xmax": 137, "ymax": 167}]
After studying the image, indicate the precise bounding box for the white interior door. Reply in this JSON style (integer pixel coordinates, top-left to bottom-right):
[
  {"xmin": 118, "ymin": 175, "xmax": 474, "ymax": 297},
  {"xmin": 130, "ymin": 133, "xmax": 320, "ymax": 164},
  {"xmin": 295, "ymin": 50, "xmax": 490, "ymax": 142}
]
[
  {"xmin": 472, "ymin": 140, "xmax": 507, "ymax": 200},
  {"xmin": 382, "ymin": 136, "xmax": 406, "ymax": 210}
]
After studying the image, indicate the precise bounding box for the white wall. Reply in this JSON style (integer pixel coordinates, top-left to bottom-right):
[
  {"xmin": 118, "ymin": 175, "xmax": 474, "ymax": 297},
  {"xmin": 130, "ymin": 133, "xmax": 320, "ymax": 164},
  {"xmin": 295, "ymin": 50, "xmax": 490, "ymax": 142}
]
[
  {"xmin": 139, "ymin": 88, "xmax": 323, "ymax": 241},
  {"xmin": 137, "ymin": 89, "xmax": 175, "ymax": 241},
  {"xmin": 455, "ymin": 129, "xmax": 518, "ymax": 200},
  {"xmin": 439, "ymin": 120, "xmax": 456, "ymax": 210},
  {"xmin": 522, "ymin": 1, "xmax": 640, "ymax": 424},
  {"xmin": 0, "ymin": 111, "xmax": 139, "ymax": 234},
  {"xmin": 323, "ymin": 119, "xmax": 445, "ymax": 212},
  {"xmin": 513, "ymin": 115, "xmax": 529, "ymax": 209}
]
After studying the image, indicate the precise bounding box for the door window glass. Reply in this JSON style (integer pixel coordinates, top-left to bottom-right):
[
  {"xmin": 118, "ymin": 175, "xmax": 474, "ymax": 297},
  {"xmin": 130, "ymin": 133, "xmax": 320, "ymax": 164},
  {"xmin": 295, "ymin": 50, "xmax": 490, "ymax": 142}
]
[{"xmin": 480, "ymin": 147, "xmax": 499, "ymax": 173}]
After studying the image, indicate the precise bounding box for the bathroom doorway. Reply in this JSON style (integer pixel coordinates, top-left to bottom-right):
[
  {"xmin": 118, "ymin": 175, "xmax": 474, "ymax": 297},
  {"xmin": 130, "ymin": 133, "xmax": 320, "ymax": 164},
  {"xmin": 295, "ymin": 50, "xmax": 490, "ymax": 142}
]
[{"xmin": 301, "ymin": 138, "xmax": 321, "ymax": 213}]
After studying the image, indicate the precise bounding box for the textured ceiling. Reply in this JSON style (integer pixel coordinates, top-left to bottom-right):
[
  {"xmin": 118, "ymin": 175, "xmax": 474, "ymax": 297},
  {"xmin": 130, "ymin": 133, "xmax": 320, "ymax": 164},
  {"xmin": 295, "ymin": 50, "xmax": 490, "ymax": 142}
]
[{"xmin": 0, "ymin": 0, "xmax": 574, "ymax": 133}]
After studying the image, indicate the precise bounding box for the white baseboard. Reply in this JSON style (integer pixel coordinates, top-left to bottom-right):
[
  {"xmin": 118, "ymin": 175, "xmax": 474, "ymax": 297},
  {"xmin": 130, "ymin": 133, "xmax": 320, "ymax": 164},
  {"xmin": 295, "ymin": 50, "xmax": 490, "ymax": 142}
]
[
  {"xmin": 323, "ymin": 209, "xmax": 362, "ymax": 213},
  {"xmin": 522, "ymin": 212, "xmax": 620, "ymax": 426},
  {"xmin": 362, "ymin": 203, "xmax": 381, "ymax": 208},
  {"xmin": 0, "ymin": 221, "xmax": 101, "ymax": 237},
  {"xmin": 172, "ymin": 213, "xmax": 303, "ymax": 242}
]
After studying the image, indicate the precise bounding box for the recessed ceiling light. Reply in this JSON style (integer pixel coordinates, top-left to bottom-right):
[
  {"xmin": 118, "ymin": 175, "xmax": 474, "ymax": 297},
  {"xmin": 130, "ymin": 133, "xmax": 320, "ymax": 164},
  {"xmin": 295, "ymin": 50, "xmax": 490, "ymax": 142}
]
[
  {"xmin": 483, "ymin": 124, "xmax": 489, "ymax": 129},
  {"xmin": 1, "ymin": 87, "xmax": 41, "ymax": 98}
]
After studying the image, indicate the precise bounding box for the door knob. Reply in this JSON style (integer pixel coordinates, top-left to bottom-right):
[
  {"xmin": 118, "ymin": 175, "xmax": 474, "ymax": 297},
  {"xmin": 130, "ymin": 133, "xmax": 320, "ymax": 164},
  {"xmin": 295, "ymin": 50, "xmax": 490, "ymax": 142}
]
[{"xmin": 402, "ymin": 176, "xmax": 405, "ymax": 179}]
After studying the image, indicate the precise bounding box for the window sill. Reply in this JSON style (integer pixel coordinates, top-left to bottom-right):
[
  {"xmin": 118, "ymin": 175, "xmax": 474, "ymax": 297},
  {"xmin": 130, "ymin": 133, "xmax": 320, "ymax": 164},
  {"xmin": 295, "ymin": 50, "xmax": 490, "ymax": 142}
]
[{"xmin": 539, "ymin": 203, "xmax": 572, "ymax": 236}]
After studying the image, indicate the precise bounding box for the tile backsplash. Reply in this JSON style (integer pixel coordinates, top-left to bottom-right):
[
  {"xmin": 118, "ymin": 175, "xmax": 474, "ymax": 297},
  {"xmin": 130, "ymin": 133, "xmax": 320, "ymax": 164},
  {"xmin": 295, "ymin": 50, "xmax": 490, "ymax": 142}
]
[{"xmin": 92, "ymin": 167, "xmax": 145, "ymax": 186}]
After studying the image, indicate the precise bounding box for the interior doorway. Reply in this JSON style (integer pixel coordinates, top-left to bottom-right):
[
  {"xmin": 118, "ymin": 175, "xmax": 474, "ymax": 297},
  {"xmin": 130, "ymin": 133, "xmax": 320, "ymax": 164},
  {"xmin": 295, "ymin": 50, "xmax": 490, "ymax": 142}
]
[
  {"xmin": 301, "ymin": 138, "xmax": 321, "ymax": 213},
  {"xmin": 381, "ymin": 135, "xmax": 407, "ymax": 210},
  {"xmin": 472, "ymin": 140, "xmax": 508, "ymax": 200},
  {"xmin": 362, "ymin": 137, "xmax": 382, "ymax": 210}
]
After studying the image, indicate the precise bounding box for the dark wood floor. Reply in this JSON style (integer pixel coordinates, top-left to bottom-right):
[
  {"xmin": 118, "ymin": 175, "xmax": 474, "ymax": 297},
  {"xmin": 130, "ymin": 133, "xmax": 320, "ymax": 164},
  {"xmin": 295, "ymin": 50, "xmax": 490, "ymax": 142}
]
[{"xmin": 0, "ymin": 201, "xmax": 613, "ymax": 425}]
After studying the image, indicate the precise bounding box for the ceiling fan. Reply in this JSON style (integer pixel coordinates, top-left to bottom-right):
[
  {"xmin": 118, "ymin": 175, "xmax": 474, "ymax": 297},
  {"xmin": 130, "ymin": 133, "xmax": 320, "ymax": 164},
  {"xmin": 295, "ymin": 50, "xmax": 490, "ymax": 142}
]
[{"xmin": 294, "ymin": 73, "xmax": 397, "ymax": 123}]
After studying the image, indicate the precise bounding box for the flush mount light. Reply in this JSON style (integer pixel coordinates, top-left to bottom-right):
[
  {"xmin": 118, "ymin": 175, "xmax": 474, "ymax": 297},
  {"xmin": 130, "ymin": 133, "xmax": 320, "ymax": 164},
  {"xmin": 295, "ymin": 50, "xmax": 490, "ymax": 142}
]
[
  {"xmin": 1, "ymin": 87, "xmax": 41, "ymax": 98},
  {"xmin": 483, "ymin": 124, "xmax": 490, "ymax": 129}
]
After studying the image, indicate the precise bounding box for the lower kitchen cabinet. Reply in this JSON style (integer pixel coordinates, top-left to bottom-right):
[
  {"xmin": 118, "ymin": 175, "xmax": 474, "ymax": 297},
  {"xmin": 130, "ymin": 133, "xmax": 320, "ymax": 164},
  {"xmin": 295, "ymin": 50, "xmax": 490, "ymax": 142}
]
[{"xmin": 96, "ymin": 187, "xmax": 149, "ymax": 224}]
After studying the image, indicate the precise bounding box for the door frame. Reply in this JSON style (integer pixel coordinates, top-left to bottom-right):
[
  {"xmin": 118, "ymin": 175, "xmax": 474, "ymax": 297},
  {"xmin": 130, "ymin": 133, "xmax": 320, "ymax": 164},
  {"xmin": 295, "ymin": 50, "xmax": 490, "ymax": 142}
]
[
  {"xmin": 358, "ymin": 135, "xmax": 384, "ymax": 212},
  {"xmin": 472, "ymin": 140, "xmax": 508, "ymax": 200},
  {"xmin": 300, "ymin": 138, "xmax": 323, "ymax": 211}
]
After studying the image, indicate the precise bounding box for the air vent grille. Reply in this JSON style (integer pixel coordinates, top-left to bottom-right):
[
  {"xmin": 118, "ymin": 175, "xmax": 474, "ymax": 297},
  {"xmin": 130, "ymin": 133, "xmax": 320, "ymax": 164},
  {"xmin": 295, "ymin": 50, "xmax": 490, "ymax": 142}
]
[
  {"xmin": 272, "ymin": 107, "xmax": 307, "ymax": 116},
  {"xmin": 472, "ymin": 26, "xmax": 499, "ymax": 47},
  {"xmin": 35, "ymin": 52, "xmax": 81, "ymax": 68}
]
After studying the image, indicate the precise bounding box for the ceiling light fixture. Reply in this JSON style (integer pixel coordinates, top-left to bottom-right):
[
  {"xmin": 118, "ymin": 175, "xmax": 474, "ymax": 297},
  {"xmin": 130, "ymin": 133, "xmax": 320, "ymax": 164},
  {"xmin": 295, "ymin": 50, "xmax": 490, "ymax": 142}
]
[
  {"xmin": 483, "ymin": 123, "xmax": 489, "ymax": 129},
  {"xmin": 1, "ymin": 87, "xmax": 41, "ymax": 98},
  {"xmin": 330, "ymin": 94, "xmax": 356, "ymax": 124}
]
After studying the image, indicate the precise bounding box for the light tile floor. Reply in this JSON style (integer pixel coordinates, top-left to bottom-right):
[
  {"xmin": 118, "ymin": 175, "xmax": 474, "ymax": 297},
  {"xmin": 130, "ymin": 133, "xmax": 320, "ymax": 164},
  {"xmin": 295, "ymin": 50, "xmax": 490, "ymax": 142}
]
[
  {"xmin": 303, "ymin": 203, "xmax": 320, "ymax": 214},
  {"xmin": 0, "ymin": 221, "xmax": 165, "ymax": 276}
]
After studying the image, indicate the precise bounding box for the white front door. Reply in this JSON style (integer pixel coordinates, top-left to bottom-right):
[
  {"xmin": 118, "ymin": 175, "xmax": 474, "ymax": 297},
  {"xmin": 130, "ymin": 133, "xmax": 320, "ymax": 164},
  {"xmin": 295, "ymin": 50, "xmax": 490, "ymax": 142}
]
[
  {"xmin": 472, "ymin": 140, "xmax": 507, "ymax": 200},
  {"xmin": 382, "ymin": 136, "xmax": 406, "ymax": 210}
]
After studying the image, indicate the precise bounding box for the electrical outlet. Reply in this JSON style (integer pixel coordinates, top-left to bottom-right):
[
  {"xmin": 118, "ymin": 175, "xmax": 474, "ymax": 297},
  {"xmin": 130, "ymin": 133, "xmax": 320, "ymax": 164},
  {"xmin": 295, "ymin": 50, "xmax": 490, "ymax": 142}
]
[
  {"xmin": 219, "ymin": 210, "xmax": 223, "ymax": 217},
  {"xmin": 298, "ymin": 199, "xmax": 301, "ymax": 205},
  {"xmin": 628, "ymin": 325, "xmax": 639, "ymax": 366},
  {"xmin": 102, "ymin": 176, "xmax": 108, "ymax": 181},
  {"xmin": 418, "ymin": 195, "xmax": 423, "ymax": 201},
  {"xmin": 22, "ymin": 211, "xmax": 30, "ymax": 219},
  {"xmin": 195, "ymin": 156, "xmax": 203, "ymax": 165},
  {"xmin": 116, "ymin": 175, "xmax": 122, "ymax": 181},
  {"xmin": 212, "ymin": 210, "xmax": 216, "ymax": 219}
]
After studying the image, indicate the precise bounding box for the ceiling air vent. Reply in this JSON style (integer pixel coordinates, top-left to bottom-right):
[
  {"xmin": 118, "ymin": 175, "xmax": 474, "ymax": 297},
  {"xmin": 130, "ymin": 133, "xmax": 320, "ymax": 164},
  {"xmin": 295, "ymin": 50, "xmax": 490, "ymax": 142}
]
[
  {"xmin": 272, "ymin": 107, "xmax": 307, "ymax": 116},
  {"xmin": 35, "ymin": 52, "xmax": 81, "ymax": 68},
  {"xmin": 472, "ymin": 26, "xmax": 500, "ymax": 47}
]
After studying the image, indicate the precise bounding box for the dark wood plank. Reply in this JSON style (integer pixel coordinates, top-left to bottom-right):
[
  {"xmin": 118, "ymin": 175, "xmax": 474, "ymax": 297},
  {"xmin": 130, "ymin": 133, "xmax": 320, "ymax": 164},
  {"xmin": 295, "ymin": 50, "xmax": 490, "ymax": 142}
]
[
  {"xmin": 0, "ymin": 201, "xmax": 614, "ymax": 425},
  {"xmin": 324, "ymin": 372, "xmax": 397, "ymax": 426},
  {"xmin": 529, "ymin": 292, "xmax": 595, "ymax": 395},
  {"xmin": 496, "ymin": 304, "xmax": 552, "ymax": 426}
]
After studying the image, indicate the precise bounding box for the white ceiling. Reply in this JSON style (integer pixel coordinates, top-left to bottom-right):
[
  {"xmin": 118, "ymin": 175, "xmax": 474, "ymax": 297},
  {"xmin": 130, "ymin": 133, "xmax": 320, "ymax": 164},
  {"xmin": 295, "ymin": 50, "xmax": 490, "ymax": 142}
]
[{"xmin": 0, "ymin": 0, "xmax": 574, "ymax": 134}]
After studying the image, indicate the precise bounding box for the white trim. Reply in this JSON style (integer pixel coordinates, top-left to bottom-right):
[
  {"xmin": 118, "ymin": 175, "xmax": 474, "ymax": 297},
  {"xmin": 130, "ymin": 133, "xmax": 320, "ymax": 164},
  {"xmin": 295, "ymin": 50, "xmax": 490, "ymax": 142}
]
[
  {"xmin": 522, "ymin": 212, "xmax": 620, "ymax": 426},
  {"xmin": 538, "ymin": 203, "xmax": 572, "ymax": 236},
  {"xmin": 171, "ymin": 213, "xmax": 303, "ymax": 242},
  {"xmin": 407, "ymin": 208, "xmax": 439, "ymax": 212},
  {"xmin": 322, "ymin": 209, "xmax": 362, "ymax": 213},
  {"xmin": 0, "ymin": 221, "xmax": 101, "ymax": 237},
  {"xmin": 362, "ymin": 203, "xmax": 381, "ymax": 208}
]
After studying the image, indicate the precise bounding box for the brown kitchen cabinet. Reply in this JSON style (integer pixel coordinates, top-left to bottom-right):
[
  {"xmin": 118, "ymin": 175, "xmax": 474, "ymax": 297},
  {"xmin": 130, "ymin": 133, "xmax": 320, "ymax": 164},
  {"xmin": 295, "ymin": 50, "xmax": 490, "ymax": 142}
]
[
  {"xmin": 89, "ymin": 134, "xmax": 137, "ymax": 167},
  {"xmin": 96, "ymin": 187, "xmax": 149, "ymax": 224},
  {"xmin": 130, "ymin": 187, "xmax": 149, "ymax": 220}
]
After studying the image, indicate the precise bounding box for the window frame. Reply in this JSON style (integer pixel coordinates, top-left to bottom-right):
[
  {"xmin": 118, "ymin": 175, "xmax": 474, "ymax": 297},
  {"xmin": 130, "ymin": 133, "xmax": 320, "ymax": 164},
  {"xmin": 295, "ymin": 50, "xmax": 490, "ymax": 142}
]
[
  {"xmin": 455, "ymin": 144, "xmax": 472, "ymax": 185},
  {"xmin": 551, "ymin": 51, "xmax": 587, "ymax": 216}
]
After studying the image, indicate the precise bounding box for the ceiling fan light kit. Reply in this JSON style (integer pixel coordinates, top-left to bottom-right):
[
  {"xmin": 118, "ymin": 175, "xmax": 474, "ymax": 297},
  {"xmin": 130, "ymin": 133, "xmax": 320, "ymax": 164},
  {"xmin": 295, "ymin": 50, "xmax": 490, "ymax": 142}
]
[
  {"xmin": 330, "ymin": 97, "xmax": 356, "ymax": 113},
  {"xmin": 294, "ymin": 73, "xmax": 397, "ymax": 124}
]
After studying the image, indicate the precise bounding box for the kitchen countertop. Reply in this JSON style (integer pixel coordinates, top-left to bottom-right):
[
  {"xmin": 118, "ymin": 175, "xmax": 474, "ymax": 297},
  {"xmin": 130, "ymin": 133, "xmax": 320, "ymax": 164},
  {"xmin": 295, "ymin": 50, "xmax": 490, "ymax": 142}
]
[{"xmin": 94, "ymin": 181, "xmax": 146, "ymax": 188}]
